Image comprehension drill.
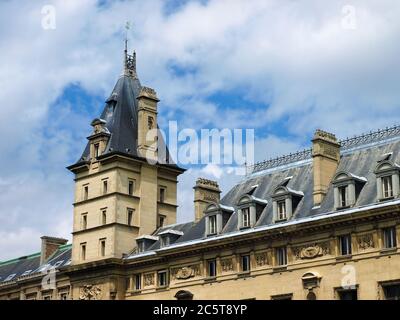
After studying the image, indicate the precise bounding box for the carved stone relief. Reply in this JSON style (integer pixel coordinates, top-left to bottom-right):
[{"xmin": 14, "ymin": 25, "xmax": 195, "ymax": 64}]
[
  {"xmin": 357, "ymin": 233, "xmax": 375, "ymax": 250},
  {"xmin": 171, "ymin": 265, "xmax": 201, "ymax": 280},
  {"xmin": 255, "ymin": 252, "xmax": 268, "ymax": 267},
  {"xmin": 79, "ymin": 284, "xmax": 102, "ymax": 300},
  {"xmin": 144, "ymin": 273, "xmax": 155, "ymax": 287},
  {"xmin": 292, "ymin": 242, "xmax": 330, "ymax": 260},
  {"xmin": 221, "ymin": 258, "xmax": 234, "ymax": 272}
]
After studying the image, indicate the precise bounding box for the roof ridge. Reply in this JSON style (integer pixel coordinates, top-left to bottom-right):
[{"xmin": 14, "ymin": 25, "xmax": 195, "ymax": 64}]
[
  {"xmin": 0, "ymin": 251, "xmax": 41, "ymax": 267},
  {"xmin": 247, "ymin": 124, "xmax": 400, "ymax": 175}
]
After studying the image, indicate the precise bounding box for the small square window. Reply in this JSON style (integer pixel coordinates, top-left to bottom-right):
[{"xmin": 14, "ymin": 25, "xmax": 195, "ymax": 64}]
[
  {"xmin": 80, "ymin": 243, "xmax": 86, "ymax": 261},
  {"xmin": 158, "ymin": 271, "xmax": 168, "ymax": 287},
  {"xmin": 157, "ymin": 215, "xmax": 166, "ymax": 228},
  {"xmin": 103, "ymin": 180, "xmax": 108, "ymax": 194},
  {"xmin": 159, "ymin": 187, "xmax": 166, "ymax": 203},
  {"xmin": 81, "ymin": 214, "xmax": 88, "ymax": 230},
  {"xmin": 383, "ymin": 227, "xmax": 397, "ymax": 249},
  {"xmin": 337, "ymin": 289, "xmax": 357, "ymax": 300},
  {"xmin": 339, "ymin": 234, "xmax": 352, "ymax": 255},
  {"xmin": 101, "ymin": 210, "xmax": 107, "ymax": 225},
  {"xmin": 241, "ymin": 255, "xmax": 250, "ymax": 272},
  {"xmin": 83, "ymin": 185, "xmax": 89, "ymax": 200},
  {"xmin": 99, "ymin": 239, "xmax": 106, "ymax": 257},
  {"xmin": 383, "ymin": 284, "xmax": 400, "ymax": 300},
  {"xmin": 127, "ymin": 209, "xmax": 134, "ymax": 226}
]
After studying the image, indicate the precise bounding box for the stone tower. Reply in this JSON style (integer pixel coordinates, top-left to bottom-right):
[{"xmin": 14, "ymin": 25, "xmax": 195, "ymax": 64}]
[{"xmin": 67, "ymin": 49, "xmax": 185, "ymax": 265}]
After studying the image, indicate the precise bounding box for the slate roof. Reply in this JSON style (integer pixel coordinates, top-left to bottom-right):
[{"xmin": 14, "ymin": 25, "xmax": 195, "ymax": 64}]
[
  {"xmin": 0, "ymin": 244, "xmax": 71, "ymax": 285},
  {"xmin": 126, "ymin": 125, "xmax": 400, "ymax": 258}
]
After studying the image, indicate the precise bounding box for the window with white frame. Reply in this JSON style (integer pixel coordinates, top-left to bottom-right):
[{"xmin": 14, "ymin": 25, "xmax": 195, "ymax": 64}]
[
  {"xmin": 277, "ymin": 200, "xmax": 286, "ymax": 220},
  {"xmin": 208, "ymin": 215, "xmax": 217, "ymax": 235},
  {"xmin": 242, "ymin": 208, "xmax": 250, "ymax": 228},
  {"xmin": 241, "ymin": 255, "xmax": 251, "ymax": 272},
  {"xmin": 382, "ymin": 176, "xmax": 393, "ymax": 199},
  {"xmin": 158, "ymin": 271, "xmax": 168, "ymax": 287},
  {"xmin": 338, "ymin": 186, "xmax": 347, "ymax": 208},
  {"xmin": 207, "ymin": 259, "xmax": 217, "ymax": 277}
]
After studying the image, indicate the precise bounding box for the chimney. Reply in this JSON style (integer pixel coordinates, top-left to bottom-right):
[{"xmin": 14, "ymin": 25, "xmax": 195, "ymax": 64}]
[
  {"xmin": 40, "ymin": 236, "xmax": 68, "ymax": 265},
  {"xmin": 193, "ymin": 178, "xmax": 221, "ymax": 222},
  {"xmin": 137, "ymin": 86, "xmax": 159, "ymax": 162},
  {"xmin": 312, "ymin": 129, "xmax": 340, "ymax": 206}
]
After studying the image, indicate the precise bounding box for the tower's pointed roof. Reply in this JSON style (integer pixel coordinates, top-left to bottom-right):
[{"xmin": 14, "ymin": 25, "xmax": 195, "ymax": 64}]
[{"xmin": 68, "ymin": 50, "xmax": 182, "ymax": 172}]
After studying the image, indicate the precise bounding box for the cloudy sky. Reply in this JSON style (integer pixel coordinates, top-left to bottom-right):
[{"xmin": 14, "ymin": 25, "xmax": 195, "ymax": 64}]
[{"xmin": 1, "ymin": 0, "xmax": 400, "ymax": 261}]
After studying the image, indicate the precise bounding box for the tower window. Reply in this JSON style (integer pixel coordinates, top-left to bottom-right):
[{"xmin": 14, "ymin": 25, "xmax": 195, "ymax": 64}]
[
  {"xmin": 241, "ymin": 255, "xmax": 250, "ymax": 272},
  {"xmin": 383, "ymin": 227, "xmax": 397, "ymax": 249},
  {"xmin": 83, "ymin": 185, "xmax": 89, "ymax": 200},
  {"xmin": 80, "ymin": 243, "xmax": 86, "ymax": 261},
  {"xmin": 101, "ymin": 210, "xmax": 107, "ymax": 225},
  {"xmin": 128, "ymin": 179, "xmax": 135, "ymax": 196},
  {"xmin": 127, "ymin": 209, "xmax": 134, "ymax": 226},
  {"xmin": 103, "ymin": 180, "xmax": 108, "ymax": 194},
  {"xmin": 382, "ymin": 176, "xmax": 393, "ymax": 198},
  {"xmin": 207, "ymin": 259, "xmax": 217, "ymax": 277},
  {"xmin": 242, "ymin": 208, "xmax": 250, "ymax": 228},
  {"xmin": 277, "ymin": 200, "xmax": 287, "ymax": 220},
  {"xmin": 157, "ymin": 214, "xmax": 166, "ymax": 228},
  {"xmin": 208, "ymin": 215, "xmax": 217, "ymax": 235},
  {"xmin": 276, "ymin": 247, "xmax": 287, "ymax": 266},
  {"xmin": 94, "ymin": 143, "xmax": 100, "ymax": 158},
  {"xmin": 100, "ymin": 239, "xmax": 106, "ymax": 257},
  {"xmin": 339, "ymin": 234, "xmax": 352, "ymax": 255},
  {"xmin": 82, "ymin": 214, "xmax": 87, "ymax": 230},
  {"xmin": 158, "ymin": 271, "xmax": 168, "ymax": 287},
  {"xmin": 338, "ymin": 186, "xmax": 347, "ymax": 207},
  {"xmin": 159, "ymin": 187, "xmax": 166, "ymax": 203}
]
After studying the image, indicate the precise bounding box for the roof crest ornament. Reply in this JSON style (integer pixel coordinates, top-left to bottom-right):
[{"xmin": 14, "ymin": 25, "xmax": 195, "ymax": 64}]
[{"xmin": 123, "ymin": 21, "xmax": 137, "ymax": 79}]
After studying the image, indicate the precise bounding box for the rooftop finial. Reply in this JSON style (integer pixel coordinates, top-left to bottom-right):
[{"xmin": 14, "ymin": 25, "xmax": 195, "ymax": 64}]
[{"xmin": 123, "ymin": 21, "xmax": 137, "ymax": 78}]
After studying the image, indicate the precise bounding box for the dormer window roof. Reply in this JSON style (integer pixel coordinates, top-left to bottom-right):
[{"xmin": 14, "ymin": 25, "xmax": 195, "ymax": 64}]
[
  {"xmin": 237, "ymin": 194, "xmax": 268, "ymax": 229},
  {"xmin": 136, "ymin": 235, "xmax": 159, "ymax": 253},
  {"xmin": 332, "ymin": 171, "xmax": 367, "ymax": 209},
  {"xmin": 204, "ymin": 203, "xmax": 234, "ymax": 236},
  {"xmin": 374, "ymin": 160, "xmax": 400, "ymax": 201},
  {"xmin": 272, "ymin": 185, "xmax": 303, "ymax": 222},
  {"xmin": 159, "ymin": 229, "xmax": 184, "ymax": 248}
]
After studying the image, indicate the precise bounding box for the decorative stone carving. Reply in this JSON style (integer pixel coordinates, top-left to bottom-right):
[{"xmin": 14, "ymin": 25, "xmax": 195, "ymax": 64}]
[
  {"xmin": 79, "ymin": 284, "xmax": 102, "ymax": 300},
  {"xmin": 221, "ymin": 258, "xmax": 234, "ymax": 272},
  {"xmin": 255, "ymin": 252, "xmax": 268, "ymax": 267},
  {"xmin": 144, "ymin": 273, "xmax": 155, "ymax": 286},
  {"xmin": 292, "ymin": 242, "xmax": 330, "ymax": 260},
  {"xmin": 357, "ymin": 233, "xmax": 375, "ymax": 250},
  {"xmin": 172, "ymin": 265, "xmax": 201, "ymax": 280},
  {"xmin": 200, "ymin": 190, "xmax": 219, "ymax": 202}
]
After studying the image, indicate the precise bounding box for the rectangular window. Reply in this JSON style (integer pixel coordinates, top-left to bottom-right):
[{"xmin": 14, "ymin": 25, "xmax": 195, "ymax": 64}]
[
  {"xmin": 241, "ymin": 255, "xmax": 251, "ymax": 272},
  {"xmin": 208, "ymin": 215, "xmax": 217, "ymax": 235},
  {"xmin": 100, "ymin": 239, "xmax": 106, "ymax": 257},
  {"xmin": 338, "ymin": 289, "xmax": 358, "ymax": 300},
  {"xmin": 102, "ymin": 210, "xmax": 107, "ymax": 225},
  {"xmin": 127, "ymin": 209, "xmax": 134, "ymax": 226},
  {"xmin": 80, "ymin": 243, "xmax": 86, "ymax": 261},
  {"xmin": 338, "ymin": 186, "xmax": 347, "ymax": 207},
  {"xmin": 339, "ymin": 234, "xmax": 352, "ymax": 255},
  {"xmin": 383, "ymin": 284, "xmax": 400, "ymax": 300},
  {"xmin": 159, "ymin": 187, "xmax": 166, "ymax": 203},
  {"xmin": 276, "ymin": 247, "xmax": 287, "ymax": 266},
  {"xmin": 134, "ymin": 274, "xmax": 141, "ymax": 291},
  {"xmin": 128, "ymin": 179, "xmax": 135, "ymax": 196},
  {"xmin": 83, "ymin": 185, "xmax": 89, "ymax": 200},
  {"xmin": 242, "ymin": 208, "xmax": 250, "ymax": 228},
  {"xmin": 157, "ymin": 214, "xmax": 166, "ymax": 228},
  {"xmin": 158, "ymin": 271, "xmax": 168, "ymax": 287},
  {"xmin": 207, "ymin": 259, "xmax": 217, "ymax": 277},
  {"xmin": 81, "ymin": 214, "xmax": 87, "ymax": 230},
  {"xmin": 382, "ymin": 176, "xmax": 393, "ymax": 198},
  {"xmin": 277, "ymin": 200, "xmax": 286, "ymax": 220},
  {"xmin": 94, "ymin": 143, "xmax": 100, "ymax": 158},
  {"xmin": 383, "ymin": 227, "xmax": 397, "ymax": 249},
  {"xmin": 103, "ymin": 180, "xmax": 108, "ymax": 194}
]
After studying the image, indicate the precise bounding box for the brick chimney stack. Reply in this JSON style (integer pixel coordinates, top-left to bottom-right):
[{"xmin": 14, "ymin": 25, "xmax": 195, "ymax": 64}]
[{"xmin": 40, "ymin": 236, "xmax": 68, "ymax": 265}]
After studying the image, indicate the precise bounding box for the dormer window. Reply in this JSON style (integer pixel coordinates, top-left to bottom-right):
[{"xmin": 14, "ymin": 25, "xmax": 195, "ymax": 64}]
[
  {"xmin": 374, "ymin": 160, "xmax": 400, "ymax": 201},
  {"xmin": 204, "ymin": 203, "xmax": 234, "ymax": 236},
  {"xmin": 332, "ymin": 172, "xmax": 367, "ymax": 209},
  {"xmin": 236, "ymin": 194, "xmax": 267, "ymax": 229},
  {"xmin": 158, "ymin": 229, "xmax": 184, "ymax": 248},
  {"xmin": 277, "ymin": 200, "xmax": 286, "ymax": 220},
  {"xmin": 136, "ymin": 235, "xmax": 158, "ymax": 253},
  {"xmin": 272, "ymin": 185, "xmax": 303, "ymax": 222},
  {"xmin": 208, "ymin": 215, "xmax": 217, "ymax": 235},
  {"xmin": 382, "ymin": 175, "xmax": 393, "ymax": 198}
]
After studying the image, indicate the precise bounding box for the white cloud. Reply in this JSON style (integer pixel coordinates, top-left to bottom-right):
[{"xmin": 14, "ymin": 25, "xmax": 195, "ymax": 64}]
[{"xmin": 1, "ymin": 0, "xmax": 400, "ymax": 260}]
